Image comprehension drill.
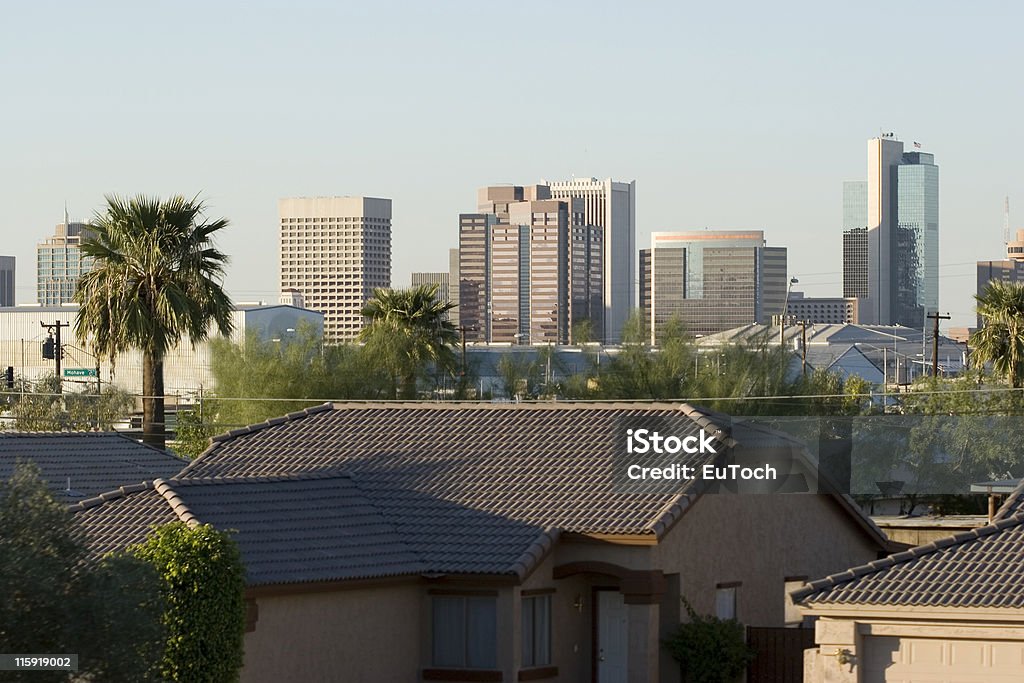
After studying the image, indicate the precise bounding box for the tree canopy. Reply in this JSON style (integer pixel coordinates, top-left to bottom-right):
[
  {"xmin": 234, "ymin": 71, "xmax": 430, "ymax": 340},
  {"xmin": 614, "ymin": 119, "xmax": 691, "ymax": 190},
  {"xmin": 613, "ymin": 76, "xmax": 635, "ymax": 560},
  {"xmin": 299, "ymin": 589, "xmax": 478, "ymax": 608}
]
[
  {"xmin": 75, "ymin": 194, "xmax": 234, "ymax": 449},
  {"xmin": 359, "ymin": 284, "xmax": 459, "ymax": 399}
]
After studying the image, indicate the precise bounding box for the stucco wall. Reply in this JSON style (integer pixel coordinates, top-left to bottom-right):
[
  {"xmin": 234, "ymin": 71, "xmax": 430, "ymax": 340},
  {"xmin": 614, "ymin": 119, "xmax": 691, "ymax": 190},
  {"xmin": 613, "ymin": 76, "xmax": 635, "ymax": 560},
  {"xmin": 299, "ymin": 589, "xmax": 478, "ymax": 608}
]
[
  {"xmin": 654, "ymin": 495, "xmax": 882, "ymax": 627},
  {"xmin": 242, "ymin": 583, "xmax": 420, "ymax": 683}
]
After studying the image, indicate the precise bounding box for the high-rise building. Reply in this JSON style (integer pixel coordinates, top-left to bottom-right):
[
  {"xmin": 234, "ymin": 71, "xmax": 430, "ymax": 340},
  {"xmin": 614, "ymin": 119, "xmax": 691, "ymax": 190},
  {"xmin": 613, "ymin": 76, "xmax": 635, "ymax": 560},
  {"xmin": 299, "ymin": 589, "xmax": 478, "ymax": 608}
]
[
  {"xmin": 842, "ymin": 181, "xmax": 869, "ymax": 300},
  {"xmin": 843, "ymin": 137, "xmax": 939, "ymax": 327},
  {"xmin": 643, "ymin": 230, "xmax": 787, "ymax": 340},
  {"xmin": 457, "ymin": 185, "xmax": 600, "ymax": 345},
  {"xmin": 977, "ymin": 229, "xmax": 1024, "ymax": 327},
  {"xmin": 278, "ymin": 196, "xmax": 391, "ymax": 341},
  {"xmin": 0, "ymin": 256, "xmax": 13, "ymax": 308},
  {"xmin": 410, "ymin": 271, "xmax": 452, "ymax": 321},
  {"xmin": 458, "ymin": 212, "xmax": 496, "ymax": 341},
  {"xmin": 546, "ymin": 178, "xmax": 636, "ymax": 343},
  {"xmin": 37, "ymin": 221, "xmax": 94, "ymax": 306}
]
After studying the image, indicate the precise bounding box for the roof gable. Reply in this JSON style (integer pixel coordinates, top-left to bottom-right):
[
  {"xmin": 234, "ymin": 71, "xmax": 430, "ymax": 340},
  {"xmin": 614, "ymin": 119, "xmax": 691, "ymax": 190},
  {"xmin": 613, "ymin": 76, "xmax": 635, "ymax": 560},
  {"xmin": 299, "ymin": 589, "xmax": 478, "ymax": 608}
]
[
  {"xmin": 794, "ymin": 512, "xmax": 1024, "ymax": 609},
  {"xmin": 0, "ymin": 432, "xmax": 186, "ymax": 501}
]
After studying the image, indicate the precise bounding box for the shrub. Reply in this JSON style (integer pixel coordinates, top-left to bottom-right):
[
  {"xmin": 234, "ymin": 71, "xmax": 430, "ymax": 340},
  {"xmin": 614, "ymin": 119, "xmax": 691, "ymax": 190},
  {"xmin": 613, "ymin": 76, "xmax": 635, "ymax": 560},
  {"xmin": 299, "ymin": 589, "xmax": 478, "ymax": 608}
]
[
  {"xmin": 131, "ymin": 522, "xmax": 246, "ymax": 682},
  {"xmin": 663, "ymin": 597, "xmax": 756, "ymax": 683}
]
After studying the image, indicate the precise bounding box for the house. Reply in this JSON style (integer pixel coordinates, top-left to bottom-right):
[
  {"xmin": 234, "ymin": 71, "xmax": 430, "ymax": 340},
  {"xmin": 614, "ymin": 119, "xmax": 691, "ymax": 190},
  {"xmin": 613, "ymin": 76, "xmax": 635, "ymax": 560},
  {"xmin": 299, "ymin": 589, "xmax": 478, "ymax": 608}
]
[
  {"xmin": 794, "ymin": 480, "xmax": 1024, "ymax": 682},
  {"xmin": 0, "ymin": 431, "xmax": 186, "ymax": 501},
  {"xmin": 74, "ymin": 402, "xmax": 893, "ymax": 682}
]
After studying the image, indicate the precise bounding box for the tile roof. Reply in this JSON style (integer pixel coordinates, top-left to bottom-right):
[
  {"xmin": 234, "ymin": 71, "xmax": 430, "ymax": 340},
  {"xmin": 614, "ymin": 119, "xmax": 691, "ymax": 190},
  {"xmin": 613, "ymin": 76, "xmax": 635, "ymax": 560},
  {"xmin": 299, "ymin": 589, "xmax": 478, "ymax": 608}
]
[
  {"xmin": 0, "ymin": 432, "xmax": 187, "ymax": 501},
  {"xmin": 993, "ymin": 478, "xmax": 1024, "ymax": 519},
  {"xmin": 179, "ymin": 402, "xmax": 729, "ymax": 536},
  {"xmin": 71, "ymin": 402, "xmax": 888, "ymax": 586},
  {"xmin": 793, "ymin": 512, "xmax": 1024, "ymax": 609},
  {"xmin": 72, "ymin": 473, "xmax": 426, "ymax": 585}
]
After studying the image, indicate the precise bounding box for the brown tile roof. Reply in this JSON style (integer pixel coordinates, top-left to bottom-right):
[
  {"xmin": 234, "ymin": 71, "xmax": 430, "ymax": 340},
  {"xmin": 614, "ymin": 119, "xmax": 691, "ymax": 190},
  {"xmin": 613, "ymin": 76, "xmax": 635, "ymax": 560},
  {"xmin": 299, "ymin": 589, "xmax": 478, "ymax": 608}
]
[
  {"xmin": 793, "ymin": 512, "xmax": 1024, "ymax": 609},
  {"xmin": 179, "ymin": 402, "xmax": 726, "ymax": 536},
  {"xmin": 72, "ymin": 473, "xmax": 426, "ymax": 585},
  {"xmin": 72, "ymin": 402, "xmax": 889, "ymax": 587},
  {"xmin": 994, "ymin": 479, "xmax": 1024, "ymax": 520},
  {"xmin": 0, "ymin": 432, "xmax": 186, "ymax": 501}
]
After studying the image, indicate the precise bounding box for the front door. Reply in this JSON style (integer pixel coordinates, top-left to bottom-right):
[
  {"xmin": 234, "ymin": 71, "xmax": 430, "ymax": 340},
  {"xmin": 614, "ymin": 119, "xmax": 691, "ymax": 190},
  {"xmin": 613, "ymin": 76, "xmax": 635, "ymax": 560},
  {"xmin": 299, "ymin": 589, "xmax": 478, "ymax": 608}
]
[{"xmin": 597, "ymin": 590, "xmax": 628, "ymax": 683}]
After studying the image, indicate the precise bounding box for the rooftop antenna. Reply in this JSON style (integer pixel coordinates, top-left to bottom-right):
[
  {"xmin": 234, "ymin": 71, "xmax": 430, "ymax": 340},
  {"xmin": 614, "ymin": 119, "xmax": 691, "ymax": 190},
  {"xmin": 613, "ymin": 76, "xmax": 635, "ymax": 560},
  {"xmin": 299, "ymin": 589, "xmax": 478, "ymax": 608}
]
[{"xmin": 1005, "ymin": 196, "xmax": 1011, "ymax": 248}]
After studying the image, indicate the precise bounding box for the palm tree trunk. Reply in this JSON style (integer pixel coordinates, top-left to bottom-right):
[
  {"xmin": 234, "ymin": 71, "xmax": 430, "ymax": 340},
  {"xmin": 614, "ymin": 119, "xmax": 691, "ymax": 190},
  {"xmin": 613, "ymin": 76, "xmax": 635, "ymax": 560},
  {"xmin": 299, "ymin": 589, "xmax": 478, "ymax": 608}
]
[{"xmin": 143, "ymin": 352, "xmax": 166, "ymax": 450}]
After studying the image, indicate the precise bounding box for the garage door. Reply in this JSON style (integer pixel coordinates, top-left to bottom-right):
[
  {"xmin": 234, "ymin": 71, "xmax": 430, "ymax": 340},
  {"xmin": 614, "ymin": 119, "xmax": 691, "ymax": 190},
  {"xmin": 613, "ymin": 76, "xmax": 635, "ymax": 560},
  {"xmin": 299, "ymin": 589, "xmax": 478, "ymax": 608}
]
[{"xmin": 863, "ymin": 635, "xmax": 1024, "ymax": 682}]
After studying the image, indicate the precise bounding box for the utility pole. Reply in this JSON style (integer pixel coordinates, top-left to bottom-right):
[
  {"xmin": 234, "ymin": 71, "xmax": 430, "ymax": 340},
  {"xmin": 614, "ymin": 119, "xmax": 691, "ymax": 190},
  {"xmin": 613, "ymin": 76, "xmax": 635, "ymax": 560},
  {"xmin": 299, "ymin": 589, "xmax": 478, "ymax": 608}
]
[
  {"xmin": 41, "ymin": 320, "xmax": 70, "ymax": 394},
  {"xmin": 801, "ymin": 320, "xmax": 808, "ymax": 377},
  {"xmin": 928, "ymin": 312, "xmax": 951, "ymax": 377},
  {"xmin": 458, "ymin": 326, "xmax": 469, "ymax": 380}
]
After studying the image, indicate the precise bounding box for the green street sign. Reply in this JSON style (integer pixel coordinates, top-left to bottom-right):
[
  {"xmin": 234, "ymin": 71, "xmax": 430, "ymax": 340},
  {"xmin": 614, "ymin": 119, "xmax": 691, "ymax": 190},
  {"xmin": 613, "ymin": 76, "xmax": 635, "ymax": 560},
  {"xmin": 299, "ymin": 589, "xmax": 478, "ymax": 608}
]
[{"xmin": 63, "ymin": 368, "xmax": 98, "ymax": 378}]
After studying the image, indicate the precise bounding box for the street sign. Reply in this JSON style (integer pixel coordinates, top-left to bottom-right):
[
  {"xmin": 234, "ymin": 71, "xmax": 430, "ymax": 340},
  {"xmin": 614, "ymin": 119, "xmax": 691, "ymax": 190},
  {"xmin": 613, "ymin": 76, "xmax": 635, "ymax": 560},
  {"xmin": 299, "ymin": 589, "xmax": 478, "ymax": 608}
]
[{"xmin": 63, "ymin": 368, "xmax": 98, "ymax": 378}]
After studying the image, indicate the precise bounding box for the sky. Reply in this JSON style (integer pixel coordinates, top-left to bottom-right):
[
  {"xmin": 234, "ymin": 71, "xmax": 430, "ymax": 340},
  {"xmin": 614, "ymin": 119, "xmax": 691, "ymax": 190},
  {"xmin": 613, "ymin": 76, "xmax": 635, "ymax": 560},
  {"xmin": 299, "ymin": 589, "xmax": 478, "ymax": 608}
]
[{"xmin": 2, "ymin": 1, "xmax": 1022, "ymax": 329}]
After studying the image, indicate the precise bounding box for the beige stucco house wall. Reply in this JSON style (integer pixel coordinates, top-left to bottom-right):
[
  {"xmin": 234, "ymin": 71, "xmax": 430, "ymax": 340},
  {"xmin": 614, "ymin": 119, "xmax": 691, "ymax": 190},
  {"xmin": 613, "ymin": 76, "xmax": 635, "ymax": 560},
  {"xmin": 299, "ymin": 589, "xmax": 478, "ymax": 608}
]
[
  {"xmin": 241, "ymin": 583, "xmax": 422, "ymax": 683},
  {"xmin": 238, "ymin": 493, "xmax": 886, "ymax": 683}
]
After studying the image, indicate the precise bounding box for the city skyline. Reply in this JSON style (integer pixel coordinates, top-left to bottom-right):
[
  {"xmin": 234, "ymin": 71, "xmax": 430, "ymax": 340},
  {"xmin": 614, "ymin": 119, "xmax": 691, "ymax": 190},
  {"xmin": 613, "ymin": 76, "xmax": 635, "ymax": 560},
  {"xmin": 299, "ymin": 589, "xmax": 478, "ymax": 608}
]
[{"xmin": 2, "ymin": 2, "xmax": 1022, "ymax": 330}]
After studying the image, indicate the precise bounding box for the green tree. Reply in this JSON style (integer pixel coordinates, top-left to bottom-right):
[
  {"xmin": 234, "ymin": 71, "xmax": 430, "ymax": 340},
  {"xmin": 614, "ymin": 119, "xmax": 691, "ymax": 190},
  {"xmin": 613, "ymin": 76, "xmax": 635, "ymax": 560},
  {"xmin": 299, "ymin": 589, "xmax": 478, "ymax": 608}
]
[
  {"xmin": 206, "ymin": 324, "xmax": 391, "ymax": 430},
  {"xmin": 2, "ymin": 373, "xmax": 133, "ymax": 431},
  {"xmin": 171, "ymin": 406, "xmax": 215, "ymax": 459},
  {"xmin": 130, "ymin": 522, "xmax": 246, "ymax": 683},
  {"xmin": 971, "ymin": 280, "xmax": 1024, "ymax": 389},
  {"xmin": 0, "ymin": 463, "xmax": 163, "ymax": 681},
  {"xmin": 75, "ymin": 195, "xmax": 235, "ymax": 450},
  {"xmin": 496, "ymin": 353, "xmax": 541, "ymax": 399},
  {"xmin": 359, "ymin": 284, "xmax": 458, "ymax": 399}
]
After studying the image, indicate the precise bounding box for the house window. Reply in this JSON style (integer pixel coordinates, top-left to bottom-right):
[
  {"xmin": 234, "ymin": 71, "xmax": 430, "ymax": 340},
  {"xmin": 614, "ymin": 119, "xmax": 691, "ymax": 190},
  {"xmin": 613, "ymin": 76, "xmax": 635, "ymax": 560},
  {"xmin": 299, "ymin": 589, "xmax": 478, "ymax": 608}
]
[
  {"xmin": 522, "ymin": 595, "xmax": 551, "ymax": 667},
  {"xmin": 431, "ymin": 595, "xmax": 497, "ymax": 669},
  {"xmin": 715, "ymin": 583, "xmax": 738, "ymax": 620}
]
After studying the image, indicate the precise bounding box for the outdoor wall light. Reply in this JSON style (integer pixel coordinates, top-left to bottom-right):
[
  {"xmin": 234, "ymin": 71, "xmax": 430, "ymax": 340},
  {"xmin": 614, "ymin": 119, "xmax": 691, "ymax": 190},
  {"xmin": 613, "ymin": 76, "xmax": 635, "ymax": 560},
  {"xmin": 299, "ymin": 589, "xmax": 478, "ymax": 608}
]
[{"xmin": 573, "ymin": 594, "xmax": 584, "ymax": 612}]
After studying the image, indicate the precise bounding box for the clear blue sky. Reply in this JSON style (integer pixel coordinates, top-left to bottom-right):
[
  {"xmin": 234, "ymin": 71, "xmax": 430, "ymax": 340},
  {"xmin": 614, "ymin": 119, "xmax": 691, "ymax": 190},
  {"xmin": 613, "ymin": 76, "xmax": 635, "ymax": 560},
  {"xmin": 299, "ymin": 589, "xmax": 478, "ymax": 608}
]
[{"xmin": 2, "ymin": 0, "xmax": 1021, "ymax": 328}]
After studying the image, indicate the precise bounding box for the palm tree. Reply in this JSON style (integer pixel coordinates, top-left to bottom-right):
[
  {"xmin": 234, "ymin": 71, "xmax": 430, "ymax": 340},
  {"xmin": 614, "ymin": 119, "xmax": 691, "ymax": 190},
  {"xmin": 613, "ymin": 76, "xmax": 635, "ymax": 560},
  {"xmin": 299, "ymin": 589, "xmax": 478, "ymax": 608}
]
[
  {"xmin": 74, "ymin": 195, "xmax": 234, "ymax": 449},
  {"xmin": 359, "ymin": 284, "xmax": 458, "ymax": 399},
  {"xmin": 970, "ymin": 280, "xmax": 1024, "ymax": 388}
]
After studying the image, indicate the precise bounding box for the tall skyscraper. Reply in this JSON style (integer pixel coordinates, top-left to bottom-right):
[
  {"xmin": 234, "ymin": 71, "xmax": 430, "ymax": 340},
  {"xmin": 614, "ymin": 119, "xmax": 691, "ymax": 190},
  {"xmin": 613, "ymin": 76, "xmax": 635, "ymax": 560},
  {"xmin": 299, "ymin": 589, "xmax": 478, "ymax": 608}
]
[
  {"xmin": 37, "ymin": 221, "xmax": 93, "ymax": 306},
  {"xmin": 842, "ymin": 181, "xmax": 869, "ymax": 300},
  {"xmin": 642, "ymin": 230, "xmax": 787, "ymax": 340},
  {"xmin": 458, "ymin": 185, "xmax": 600, "ymax": 344},
  {"xmin": 278, "ymin": 196, "xmax": 391, "ymax": 341},
  {"xmin": 546, "ymin": 178, "xmax": 636, "ymax": 343},
  {"xmin": 843, "ymin": 137, "xmax": 939, "ymax": 327},
  {"xmin": 0, "ymin": 256, "xmax": 14, "ymax": 307}
]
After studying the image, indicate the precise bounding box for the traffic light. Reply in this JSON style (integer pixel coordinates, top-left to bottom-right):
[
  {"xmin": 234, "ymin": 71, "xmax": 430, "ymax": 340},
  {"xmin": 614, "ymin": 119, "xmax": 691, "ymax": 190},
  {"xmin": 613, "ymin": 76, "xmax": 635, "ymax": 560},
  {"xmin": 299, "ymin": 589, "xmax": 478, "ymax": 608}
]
[
  {"xmin": 42, "ymin": 335, "xmax": 55, "ymax": 360},
  {"xmin": 4, "ymin": 367, "xmax": 12, "ymax": 390}
]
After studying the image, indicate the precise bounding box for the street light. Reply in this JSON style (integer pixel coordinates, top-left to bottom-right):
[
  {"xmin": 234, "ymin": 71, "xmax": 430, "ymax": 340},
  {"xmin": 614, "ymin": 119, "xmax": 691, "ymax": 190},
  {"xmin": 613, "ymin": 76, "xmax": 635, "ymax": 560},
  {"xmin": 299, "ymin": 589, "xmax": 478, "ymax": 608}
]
[{"xmin": 780, "ymin": 277, "xmax": 799, "ymax": 346}]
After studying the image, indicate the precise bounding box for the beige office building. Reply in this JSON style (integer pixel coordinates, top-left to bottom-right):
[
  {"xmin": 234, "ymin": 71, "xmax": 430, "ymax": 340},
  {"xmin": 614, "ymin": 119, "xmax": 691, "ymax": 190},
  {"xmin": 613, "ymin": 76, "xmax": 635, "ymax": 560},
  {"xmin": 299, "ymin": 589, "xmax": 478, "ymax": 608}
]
[{"xmin": 279, "ymin": 196, "xmax": 391, "ymax": 341}]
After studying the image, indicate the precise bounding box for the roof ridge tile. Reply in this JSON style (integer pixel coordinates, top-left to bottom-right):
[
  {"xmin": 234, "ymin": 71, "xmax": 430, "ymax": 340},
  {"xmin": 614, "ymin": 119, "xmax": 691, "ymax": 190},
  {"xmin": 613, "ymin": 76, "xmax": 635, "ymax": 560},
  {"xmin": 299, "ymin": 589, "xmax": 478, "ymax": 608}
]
[
  {"xmin": 68, "ymin": 481, "xmax": 155, "ymax": 512},
  {"xmin": 153, "ymin": 478, "xmax": 200, "ymax": 527}
]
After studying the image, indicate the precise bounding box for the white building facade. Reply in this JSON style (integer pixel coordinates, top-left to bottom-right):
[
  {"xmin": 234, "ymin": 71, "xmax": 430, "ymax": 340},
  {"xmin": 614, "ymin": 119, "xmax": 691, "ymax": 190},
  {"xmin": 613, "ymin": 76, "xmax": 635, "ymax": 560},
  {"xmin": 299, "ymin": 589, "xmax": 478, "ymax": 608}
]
[
  {"xmin": 546, "ymin": 178, "xmax": 636, "ymax": 343},
  {"xmin": 279, "ymin": 196, "xmax": 392, "ymax": 341},
  {"xmin": 0, "ymin": 304, "xmax": 323, "ymax": 397}
]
